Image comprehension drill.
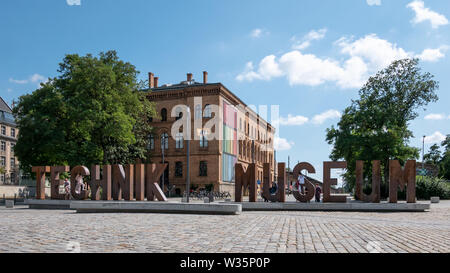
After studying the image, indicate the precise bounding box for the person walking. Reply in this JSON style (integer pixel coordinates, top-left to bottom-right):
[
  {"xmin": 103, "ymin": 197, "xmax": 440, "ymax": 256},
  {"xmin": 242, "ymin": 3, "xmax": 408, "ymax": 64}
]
[
  {"xmin": 63, "ymin": 178, "xmax": 71, "ymax": 200},
  {"xmin": 315, "ymin": 183, "xmax": 322, "ymax": 203},
  {"xmin": 298, "ymin": 173, "xmax": 305, "ymax": 194}
]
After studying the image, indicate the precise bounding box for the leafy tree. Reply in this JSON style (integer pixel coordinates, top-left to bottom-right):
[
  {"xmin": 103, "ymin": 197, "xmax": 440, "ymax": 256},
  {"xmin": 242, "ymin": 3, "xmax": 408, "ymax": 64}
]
[
  {"xmin": 326, "ymin": 59, "xmax": 439, "ymax": 196},
  {"xmin": 13, "ymin": 51, "xmax": 156, "ymax": 174},
  {"xmin": 440, "ymin": 135, "xmax": 450, "ymax": 179},
  {"xmin": 423, "ymin": 144, "xmax": 442, "ymax": 165}
]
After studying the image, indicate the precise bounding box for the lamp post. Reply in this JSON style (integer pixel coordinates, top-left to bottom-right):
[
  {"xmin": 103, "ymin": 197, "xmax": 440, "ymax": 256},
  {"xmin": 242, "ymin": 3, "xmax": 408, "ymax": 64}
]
[
  {"xmin": 186, "ymin": 138, "xmax": 190, "ymax": 203},
  {"xmin": 422, "ymin": 135, "xmax": 426, "ymax": 172},
  {"xmin": 161, "ymin": 134, "xmax": 166, "ymax": 191}
]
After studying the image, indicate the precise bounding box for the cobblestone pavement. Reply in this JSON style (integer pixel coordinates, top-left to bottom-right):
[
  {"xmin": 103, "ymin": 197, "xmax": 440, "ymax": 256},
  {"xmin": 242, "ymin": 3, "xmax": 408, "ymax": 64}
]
[{"xmin": 0, "ymin": 202, "xmax": 449, "ymax": 253}]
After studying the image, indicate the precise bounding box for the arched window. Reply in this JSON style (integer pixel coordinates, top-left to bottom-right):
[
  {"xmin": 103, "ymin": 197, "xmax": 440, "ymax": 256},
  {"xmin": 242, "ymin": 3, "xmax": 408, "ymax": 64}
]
[
  {"xmin": 175, "ymin": 133, "xmax": 184, "ymax": 149},
  {"xmin": 148, "ymin": 134, "xmax": 155, "ymax": 150},
  {"xmin": 175, "ymin": 107, "xmax": 183, "ymax": 121},
  {"xmin": 161, "ymin": 133, "xmax": 168, "ymax": 150},
  {"xmin": 195, "ymin": 105, "xmax": 202, "ymax": 120},
  {"xmin": 200, "ymin": 130, "xmax": 208, "ymax": 148},
  {"xmin": 203, "ymin": 104, "xmax": 212, "ymax": 118},
  {"xmin": 161, "ymin": 108, "xmax": 167, "ymax": 122}
]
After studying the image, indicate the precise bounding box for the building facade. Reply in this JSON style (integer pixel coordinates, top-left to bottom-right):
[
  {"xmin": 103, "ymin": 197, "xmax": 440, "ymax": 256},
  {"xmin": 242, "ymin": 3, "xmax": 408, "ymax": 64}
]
[
  {"xmin": 0, "ymin": 97, "xmax": 19, "ymax": 185},
  {"xmin": 144, "ymin": 72, "xmax": 276, "ymax": 195}
]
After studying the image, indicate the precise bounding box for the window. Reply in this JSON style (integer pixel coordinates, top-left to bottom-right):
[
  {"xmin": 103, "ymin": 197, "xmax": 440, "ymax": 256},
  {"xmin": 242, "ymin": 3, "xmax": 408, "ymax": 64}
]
[
  {"xmin": 161, "ymin": 133, "xmax": 169, "ymax": 150},
  {"xmin": 0, "ymin": 174, "xmax": 4, "ymax": 183},
  {"xmin": 10, "ymin": 158, "xmax": 15, "ymax": 168},
  {"xmin": 10, "ymin": 173, "xmax": 15, "ymax": 184},
  {"xmin": 239, "ymin": 118, "xmax": 242, "ymax": 131},
  {"xmin": 175, "ymin": 133, "xmax": 184, "ymax": 149},
  {"xmin": 148, "ymin": 134, "xmax": 155, "ymax": 150},
  {"xmin": 1, "ymin": 126, "xmax": 5, "ymax": 135},
  {"xmin": 195, "ymin": 105, "xmax": 202, "ymax": 120},
  {"xmin": 0, "ymin": 156, "xmax": 5, "ymax": 167},
  {"xmin": 203, "ymin": 105, "xmax": 212, "ymax": 118},
  {"xmin": 199, "ymin": 161, "xmax": 208, "ymax": 177},
  {"xmin": 0, "ymin": 141, "xmax": 5, "ymax": 152},
  {"xmin": 175, "ymin": 162, "xmax": 183, "ymax": 177},
  {"xmin": 11, "ymin": 128, "xmax": 15, "ymax": 138},
  {"xmin": 199, "ymin": 130, "xmax": 208, "ymax": 148},
  {"xmin": 175, "ymin": 107, "xmax": 183, "ymax": 121},
  {"xmin": 10, "ymin": 143, "xmax": 15, "ymax": 153},
  {"xmin": 161, "ymin": 108, "xmax": 167, "ymax": 122}
]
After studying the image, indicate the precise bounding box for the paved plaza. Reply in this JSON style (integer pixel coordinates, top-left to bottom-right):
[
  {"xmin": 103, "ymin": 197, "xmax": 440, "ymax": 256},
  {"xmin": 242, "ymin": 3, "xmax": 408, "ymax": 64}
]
[{"xmin": 0, "ymin": 201, "xmax": 449, "ymax": 253}]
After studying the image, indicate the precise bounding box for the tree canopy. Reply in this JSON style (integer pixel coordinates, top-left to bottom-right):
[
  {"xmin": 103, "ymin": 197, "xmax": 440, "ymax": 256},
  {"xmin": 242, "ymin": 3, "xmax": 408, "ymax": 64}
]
[
  {"xmin": 13, "ymin": 51, "xmax": 156, "ymax": 173},
  {"xmin": 326, "ymin": 58, "xmax": 439, "ymax": 195}
]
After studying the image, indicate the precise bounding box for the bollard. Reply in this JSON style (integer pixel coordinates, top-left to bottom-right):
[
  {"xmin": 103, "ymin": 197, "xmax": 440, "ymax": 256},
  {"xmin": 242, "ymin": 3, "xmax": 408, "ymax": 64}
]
[
  {"xmin": 203, "ymin": 198, "xmax": 210, "ymax": 204},
  {"xmin": 5, "ymin": 200, "xmax": 14, "ymax": 209},
  {"xmin": 431, "ymin": 197, "xmax": 440, "ymax": 204}
]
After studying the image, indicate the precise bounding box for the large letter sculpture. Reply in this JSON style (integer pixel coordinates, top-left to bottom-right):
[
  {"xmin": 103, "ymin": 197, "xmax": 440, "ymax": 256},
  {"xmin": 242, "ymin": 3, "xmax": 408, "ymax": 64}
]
[
  {"xmin": 292, "ymin": 162, "xmax": 315, "ymax": 202},
  {"xmin": 90, "ymin": 165, "xmax": 112, "ymax": 201},
  {"xmin": 355, "ymin": 161, "xmax": 381, "ymax": 203},
  {"xmin": 70, "ymin": 166, "xmax": 90, "ymax": 200},
  {"xmin": 32, "ymin": 166, "xmax": 50, "ymax": 200},
  {"xmin": 262, "ymin": 163, "xmax": 286, "ymax": 202},
  {"xmin": 145, "ymin": 164, "xmax": 168, "ymax": 201},
  {"xmin": 235, "ymin": 163, "xmax": 257, "ymax": 202},
  {"xmin": 323, "ymin": 161, "xmax": 347, "ymax": 203},
  {"xmin": 112, "ymin": 165, "xmax": 134, "ymax": 201},
  {"xmin": 50, "ymin": 166, "xmax": 70, "ymax": 200},
  {"xmin": 389, "ymin": 160, "xmax": 416, "ymax": 203}
]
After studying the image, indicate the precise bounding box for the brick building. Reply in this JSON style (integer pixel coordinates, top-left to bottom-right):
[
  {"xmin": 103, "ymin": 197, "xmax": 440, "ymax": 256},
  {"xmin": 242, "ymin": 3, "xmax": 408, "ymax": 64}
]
[
  {"xmin": 144, "ymin": 72, "xmax": 276, "ymax": 195},
  {"xmin": 0, "ymin": 97, "xmax": 19, "ymax": 185}
]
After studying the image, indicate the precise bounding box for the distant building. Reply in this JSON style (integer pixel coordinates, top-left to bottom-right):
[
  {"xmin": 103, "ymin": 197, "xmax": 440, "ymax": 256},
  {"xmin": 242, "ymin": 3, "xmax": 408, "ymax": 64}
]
[
  {"xmin": 143, "ymin": 72, "xmax": 276, "ymax": 195},
  {"xmin": 0, "ymin": 97, "xmax": 19, "ymax": 185}
]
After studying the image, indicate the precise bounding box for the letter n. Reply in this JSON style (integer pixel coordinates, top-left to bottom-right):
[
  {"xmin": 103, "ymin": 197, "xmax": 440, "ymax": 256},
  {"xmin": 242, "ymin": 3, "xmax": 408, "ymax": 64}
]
[
  {"xmin": 235, "ymin": 163, "xmax": 257, "ymax": 202},
  {"xmin": 145, "ymin": 164, "xmax": 168, "ymax": 202},
  {"xmin": 112, "ymin": 165, "xmax": 134, "ymax": 201},
  {"xmin": 355, "ymin": 161, "xmax": 381, "ymax": 203},
  {"xmin": 389, "ymin": 160, "xmax": 416, "ymax": 203},
  {"xmin": 31, "ymin": 166, "xmax": 50, "ymax": 200},
  {"xmin": 90, "ymin": 165, "xmax": 112, "ymax": 201}
]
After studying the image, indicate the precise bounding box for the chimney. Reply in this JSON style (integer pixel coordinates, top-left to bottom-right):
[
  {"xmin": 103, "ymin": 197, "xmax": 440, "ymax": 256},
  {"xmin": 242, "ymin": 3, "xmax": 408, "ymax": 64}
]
[
  {"xmin": 187, "ymin": 73, "xmax": 193, "ymax": 82},
  {"xmin": 148, "ymin": 72, "xmax": 154, "ymax": 89},
  {"xmin": 203, "ymin": 71, "xmax": 208, "ymax": 84},
  {"xmin": 154, "ymin": 77, "xmax": 159, "ymax": 88}
]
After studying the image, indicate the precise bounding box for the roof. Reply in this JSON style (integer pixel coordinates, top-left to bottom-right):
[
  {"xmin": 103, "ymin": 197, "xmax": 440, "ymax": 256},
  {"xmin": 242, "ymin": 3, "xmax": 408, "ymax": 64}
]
[
  {"xmin": 142, "ymin": 81, "xmax": 275, "ymax": 130},
  {"xmin": 0, "ymin": 97, "xmax": 12, "ymax": 113}
]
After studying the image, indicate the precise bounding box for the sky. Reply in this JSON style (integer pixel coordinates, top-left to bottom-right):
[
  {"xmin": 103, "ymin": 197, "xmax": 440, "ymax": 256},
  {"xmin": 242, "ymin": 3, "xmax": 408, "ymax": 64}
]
[{"xmin": 1, "ymin": 0, "xmax": 449, "ymax": 183}]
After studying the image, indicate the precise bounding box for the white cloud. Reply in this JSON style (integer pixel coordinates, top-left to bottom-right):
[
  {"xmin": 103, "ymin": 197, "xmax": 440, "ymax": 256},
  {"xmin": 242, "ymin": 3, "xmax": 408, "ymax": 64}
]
[
  {"xmin": 278, "ymin": 115, "xmax": 309, "ymax": 126},
  {"xmin": 236, "ymin": 55, "xmax": 283, "ymax": 82},
  {"xmin": 425, "ymin": 131, "xmax": 446, "ymax": 144},
  {"xmin": 312, "ymin": 110, "xmax": 342, "ymax": 125},
  {"xmin": 67, "ymin": 0, "xmax": 81, "ymax": 6},
  {"xmin": 250, "ymin": 28, "xmax": 268, "ymax": 39},
  {"xmin": 292, "ymin": 28, "xmax": 327, "ymax": 50},
  {"xmin": 9, "ymin": 78, "xmax": 28, "ymax": 84},
  {"xmin": 424, "ymin": 113, "xmax": 447, "ymax": 120},
  {"xmin": 407, "ymin": 0, "xmax": 448, "ymax": 29},
  {"xmin": 237, "ymin": 34, "xmax": 416, "ymax": 89},
  {"xmin": 9, "ymin": 74, "xmax": 46, "ymax": 87},
  {"xmin": 367, "ymin": 0, "xmax": 381, "ymax": 6},
  {"xmin": 416, "ymin": 45, "xmax": 449, "ymax": 62},
  {"xmin": 274, "ymin": 137, "xmax": 294, "ymax": 151}
]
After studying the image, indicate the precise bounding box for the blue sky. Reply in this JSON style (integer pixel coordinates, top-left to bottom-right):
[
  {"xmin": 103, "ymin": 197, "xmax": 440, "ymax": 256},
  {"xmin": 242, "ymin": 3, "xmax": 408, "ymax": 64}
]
[{"xmin": 1, "ymin": 0, "xmax": 449, "ymax": 181}]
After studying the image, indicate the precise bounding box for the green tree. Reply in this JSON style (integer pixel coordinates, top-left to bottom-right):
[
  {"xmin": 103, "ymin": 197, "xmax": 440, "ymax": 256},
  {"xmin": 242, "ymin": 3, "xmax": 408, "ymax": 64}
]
[
  {"xmin": 13, "ymin": 51, "xmax": 156, "ymax": 173},
  {"xmin": 440, "ymin": 135, "xmax": 450, "ymax": 179},
  {"xmin": 423, "ymin": 144, "xmax": 442, "ymax": 165},
  {"xmin": 326, "ymin": 59, "xmax": 439, "ymax": 196}
]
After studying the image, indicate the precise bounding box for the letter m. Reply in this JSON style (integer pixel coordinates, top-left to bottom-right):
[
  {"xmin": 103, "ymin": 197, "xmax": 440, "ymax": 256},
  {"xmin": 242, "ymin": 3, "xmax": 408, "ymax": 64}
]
[
  {"xmin": 389, "ymin": 160, "xmax": 416, "ymax": 203},
  {"xmin": 235, "ymin": 163, "xmax": 257, "ymax": 202}
]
